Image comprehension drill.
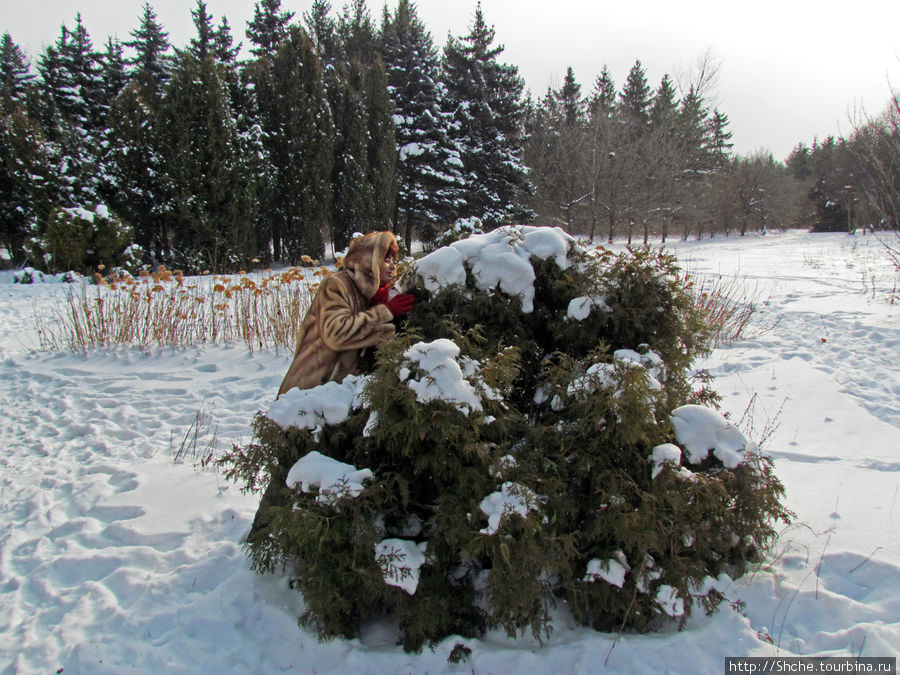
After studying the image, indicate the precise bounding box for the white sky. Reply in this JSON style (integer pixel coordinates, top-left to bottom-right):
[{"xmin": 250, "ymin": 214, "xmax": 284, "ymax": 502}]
[{"xmin": 5, "ymin": 0, "xmax": 900, "ymax": 160}]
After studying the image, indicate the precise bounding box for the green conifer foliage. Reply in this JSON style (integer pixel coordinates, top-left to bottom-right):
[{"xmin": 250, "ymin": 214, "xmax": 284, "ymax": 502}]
[
  {"xmin": 250, "ymin": 25, "xmax": 333, "ymax": 262},
  {"xmin": 126, "ymin": 3, "xmax": 173, "ymax": 105},
  {"xmin": 442, "ymin": 4, "xmax": 533, "ymax": 227},
  {"xmin": 328, "ymin": 60, "xmax": 372, "ymax": 252},
  {"xmin": 156, "ymin": 53, "xmax": 257, "ymax": 272},
  {"xmin": 0, "ymin": 33, "xmax": 36, "ymax": 110},
  {"xmin": 222, "ymin": 226, "xmax": 790, "ymax": 652}
]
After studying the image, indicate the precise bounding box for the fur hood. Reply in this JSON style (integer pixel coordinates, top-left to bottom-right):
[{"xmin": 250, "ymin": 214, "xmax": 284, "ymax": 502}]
[{"xmin": 342, "ymin": 231, "xmax": 398, "ymax": 300}]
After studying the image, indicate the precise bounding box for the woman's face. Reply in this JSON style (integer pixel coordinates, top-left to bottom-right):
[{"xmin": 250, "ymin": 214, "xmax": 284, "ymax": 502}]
[{"xmin": 379, "ymin": 251, "xmax": 396, "ymax": 285}]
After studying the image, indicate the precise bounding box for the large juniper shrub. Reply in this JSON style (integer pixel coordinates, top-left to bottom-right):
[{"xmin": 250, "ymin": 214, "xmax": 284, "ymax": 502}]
[{"xmin": 221, "ymin": 226, "xmax": 790, "ymax": 651}]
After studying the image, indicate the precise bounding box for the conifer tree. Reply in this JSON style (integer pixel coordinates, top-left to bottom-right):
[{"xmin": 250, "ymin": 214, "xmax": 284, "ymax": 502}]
[
  {"xmin": 35, "ymin": 17, "xmax": 103, "ymax": 207},
  {"xmin": 328, "ymin": 60, "xmax": 372, "ymax": 252},
  {"xmin": 246, "ymin": 0, "xmax": 294, "ymax": 59},
  {"xmin": 364, "ymin": 57, "xmax": 397, "ymax": 229},
  {"xmin": 250, "ymin": 25, "xmax": 333, "ymax": 262},
  {"xmin": 558, "ymin": 65, "xmax": 584, "ymax": 126},
  {"xmin": 303, "ymin": 0, "xmax": 338, "ymax": 63},
  {"xmin": 222, "ymin": 227, "xmax": 790, "ymax": 651},
  {"xmin": 104, "ymin": 82, "xmax": 168, "ymax": 258},
  {"xmin": 676, "ymin": 86, "xmax": 711, "ymax": 173},
  {"xmin": 443, "ymin": 3, "xmax": 533, "ymax": 227},
  {"xmin": 98, "ymin": 38, "xmax": 128, "ymax": 108},
  {"xmin": 0, "ymin": 33, "xmax": 35, "ymax": 110},
  {"xmin": 588, "ymin": 65, "xmax": 616, "ymax": 120},
  {"xmin": 188, "ymin": 0, "xmax": 216, "ymax": 60},
  {"xmin": 586, "ymin": 66, "xmax": 621, "ymax": 242},
  {"xmin": 126, "ymin": 3, "xmax": 173, "ymax": 104},
  {"xmin": 619, "ymin": 59, "xmax": 652, "ymax": 133},
  {"xmin": 380, "ymin": 0, "xmax": 465, "ymax": 246},
  {"xmin": 707, "ymin": 108, "xmax": 733, "ymax": 166},
  {"xmin": 338, "ymin": 0, "xmax": 377, "ymax": 65},
  {"xmin": 213, "ymin": 17, "xmax": 242, "ymax": 64},
  {"xmin": 156, "ymin": 53, "xmax": 256, "ymax": 271},
  {"xmin": 650, "ymin": 73, "xmax": 678, "ymax": 131},
  {"xmin": 0, "ymin": 108, "xmax": 56, "ymax": 260}
]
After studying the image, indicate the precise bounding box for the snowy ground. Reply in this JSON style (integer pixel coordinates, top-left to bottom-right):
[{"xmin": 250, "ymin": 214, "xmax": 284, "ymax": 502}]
[{"xmin": 1, "ymin": 230, "xmax": 897, "ymax": 673}]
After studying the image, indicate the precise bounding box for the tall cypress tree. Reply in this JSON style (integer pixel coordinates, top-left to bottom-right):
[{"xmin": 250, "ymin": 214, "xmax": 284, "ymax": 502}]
[
  {"xmin": 338, "ymin": 0, "xmax": 377, "ymax": 65},
  {"xmin": 380, "ymin": 0, "xmax": 465, "ymax": 245},
  {"xmin": 104, "ymin": 82, "xmax": 167, "ymax": 258},
  {"xmin": 329, "ymin": 60, "xmax": 372, "ymax": 252},
  {"xmin": 157, "ymin": 53, "xmax": 256, "ymax": 271},
  {"xmin": 365, "ymin": 57, "xmax": 397, "ymax": 230},
  {"xmin": 251, "ymin": 25, "xmax": 333, "ymax": 262},
  {"xmin": 443, "ymin": 3, "xmax": 532, "ymax": 227}
]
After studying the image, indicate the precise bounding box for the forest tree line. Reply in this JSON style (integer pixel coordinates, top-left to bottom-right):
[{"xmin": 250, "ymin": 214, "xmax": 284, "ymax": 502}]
[{"xmin": 1, "ymin": 0, "xmax": 898, "ymax": 274}]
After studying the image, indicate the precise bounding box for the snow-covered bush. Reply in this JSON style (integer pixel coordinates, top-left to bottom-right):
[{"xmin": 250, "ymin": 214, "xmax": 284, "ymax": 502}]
[
  {"xmin": 222, "ymin": 226, "xmax": 790, "ymax": 651},
  {"xmin": 431, "ymin": 217, "xmax": 485, "ymax": 249},
  {"xmin": 27, "ymin": 204, "xmax": 141, "ymax": 275}
]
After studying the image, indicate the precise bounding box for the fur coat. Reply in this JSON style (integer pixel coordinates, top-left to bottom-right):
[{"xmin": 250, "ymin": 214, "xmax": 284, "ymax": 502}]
[{"xmin": 276, "ymin": 231, "xmax": 398, "ymax": 397}]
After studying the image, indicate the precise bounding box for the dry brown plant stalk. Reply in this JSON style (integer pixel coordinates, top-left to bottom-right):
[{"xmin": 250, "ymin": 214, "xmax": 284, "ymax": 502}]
[{"xmin": 35, "ymin": 266, "xmax": 314, "ymax": 354}]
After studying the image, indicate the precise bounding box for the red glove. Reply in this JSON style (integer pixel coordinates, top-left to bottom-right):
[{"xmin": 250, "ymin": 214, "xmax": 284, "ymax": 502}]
[
  {"xmin": 371, "ymin": 283, "xmax": 390, "ymax": 306},
  {"xmin": 385, "ymin": 293, "xmax": 415, "ymax": 317}
]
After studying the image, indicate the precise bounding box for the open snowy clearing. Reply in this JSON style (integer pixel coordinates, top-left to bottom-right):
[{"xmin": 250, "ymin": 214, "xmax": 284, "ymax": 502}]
[{"xmin": 1, "ymin": 230, "xmax": 897, "ymax": 673}]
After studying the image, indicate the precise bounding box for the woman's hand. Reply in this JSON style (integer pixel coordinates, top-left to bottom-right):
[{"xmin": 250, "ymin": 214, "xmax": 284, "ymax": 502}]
[{"xmin": 385, "ymin": 293, "xmax": 415, "ymax": 317}]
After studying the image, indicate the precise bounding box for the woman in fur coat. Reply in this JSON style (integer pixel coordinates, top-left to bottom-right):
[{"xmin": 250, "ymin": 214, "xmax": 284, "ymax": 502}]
[
  {"xmin": 250, "ymin": 231, "xmax": 413, "ymax": 542},
  {"xmin": 277, "ymin": 230, "xmax": 414, "ymax": 396}
]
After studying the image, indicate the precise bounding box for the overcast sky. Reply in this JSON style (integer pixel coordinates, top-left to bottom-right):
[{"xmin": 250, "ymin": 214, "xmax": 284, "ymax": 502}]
[{"xmin": 5, "ymin": 0, "xmax": 900, "ymax": 160}]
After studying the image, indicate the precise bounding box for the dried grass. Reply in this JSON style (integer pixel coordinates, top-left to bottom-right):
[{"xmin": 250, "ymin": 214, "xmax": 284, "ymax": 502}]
[
  {"xmin": 35, "ymin": 265, "xmax": 323, "ymax": 354},
  {"xmin": 691, "ymin": 273, "xmax": 774, "ymax": 348}
]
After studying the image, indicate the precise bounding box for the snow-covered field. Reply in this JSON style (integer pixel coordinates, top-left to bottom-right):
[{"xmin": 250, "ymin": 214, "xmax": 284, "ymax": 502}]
[{"xmin": 1, "ymin": 230, "xmax": 897, "ymax": 673}]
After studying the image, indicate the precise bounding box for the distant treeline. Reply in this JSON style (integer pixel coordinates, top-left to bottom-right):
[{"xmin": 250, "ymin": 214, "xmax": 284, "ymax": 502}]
[{"xmin": 1, "ymin": 0, "xmax": 897, "ymax": 274}]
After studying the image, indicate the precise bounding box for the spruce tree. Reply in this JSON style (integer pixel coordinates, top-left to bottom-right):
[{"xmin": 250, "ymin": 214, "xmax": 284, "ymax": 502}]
[
  {"xmin": 619, "ymin": 59, "xmax": 652, "ymax": 133},
  {"xmin": 303, "ymin": 0, "xmax": 338, "ymax": 63},
  {"xmin": 707, "ymin": 108, "xmax": 733, "ymax": 166},
  {"xmin": 380, "ymin": 0, "xmax": 465, "ymax": 245},
  {"xmin": 188, "ymin": 0, "xmax": 216, "ymax": 61},
  {"xmin": 558, "ymin": 65, "xmax": 584, "ymax": 126},
  {"xmin": 246, "ymin": 0, "xmax": 294, "ymax": 59},
  {"xmin": 35, "ymin": 17, "xmax": 103, "ymax": 207},
  {"xmin": 588, "ymin": 65, "xmax": 616, "ymax": 120},
  {"xmin": 63, "ymin": 14, "xmax": 106, "ymax": 132},
  {"xmin": 650, "ymin": 73, "xmax": 678, "ymax": 132},
  {"xmin": 443, "ymin": 3, "xmax": 533, "ymax": 227},
  {"xmin": 98, "ymin": 38, "xmax": 128, "ymax": 108},
  {"xmin": 126, "ymin": 3, "xmax": 173, "ymax": 105},
  {"xmin": 0, "ymin": 33, "xmax": 35, "ymax": 110},
  {"xmin": 213, "ymin": 17, "xmax": 242, "ymax": 64}
]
